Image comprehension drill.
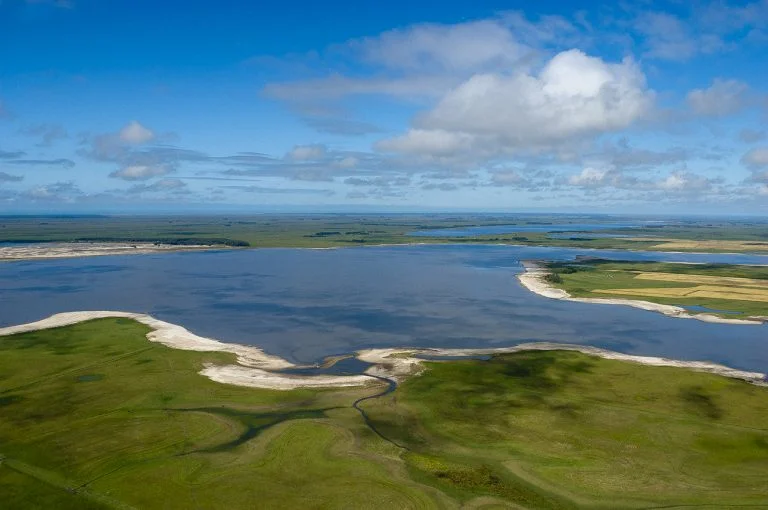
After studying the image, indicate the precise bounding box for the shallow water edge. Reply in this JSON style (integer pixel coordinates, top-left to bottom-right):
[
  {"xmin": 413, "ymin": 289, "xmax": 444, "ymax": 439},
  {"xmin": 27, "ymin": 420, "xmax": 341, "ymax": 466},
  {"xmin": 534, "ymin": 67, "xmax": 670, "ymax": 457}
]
[{"xmin": 1, "ymin": 311, "xmax": 765, "ymax": 390}]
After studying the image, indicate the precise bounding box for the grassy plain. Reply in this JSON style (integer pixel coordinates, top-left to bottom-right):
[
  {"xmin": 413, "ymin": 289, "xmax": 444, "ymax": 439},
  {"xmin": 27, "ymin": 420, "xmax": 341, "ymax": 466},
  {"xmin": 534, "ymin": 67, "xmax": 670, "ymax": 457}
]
[
  {"xmin": 2, "ymin": 318, "xmax": 768, "ymax": 508},
  {"xmin": 364, "ymin": 351, "xmax": 768, "ymax": 509},
  {"xmin": 0, "ymin": 319, "xmax": 439, "ymax": 509},
  {"xmin": 543, "ymin": 260, "xmax": 768, "ymax": 318},
  {"xmin": 3, "ymin": 214, "xmax": 768, "ymax": 252}
]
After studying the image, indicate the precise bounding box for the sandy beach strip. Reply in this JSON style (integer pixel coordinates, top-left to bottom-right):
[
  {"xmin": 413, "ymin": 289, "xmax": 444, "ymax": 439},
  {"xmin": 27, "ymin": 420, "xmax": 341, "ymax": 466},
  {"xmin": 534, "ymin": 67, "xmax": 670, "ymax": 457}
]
[
  {"xmin": 358, "ymin": 343, "xmax": 768, "ymax": 386},
  {"xmin": 2, "ymin": 311, "xmax": 766, "ymax": 389},
  {"xmin": 516, "ymin": 261, "xmax": 763, "ymax": 326},
  {"xmin": 0, "ymin": 242, "xmax": 222, "ymax": 262}
]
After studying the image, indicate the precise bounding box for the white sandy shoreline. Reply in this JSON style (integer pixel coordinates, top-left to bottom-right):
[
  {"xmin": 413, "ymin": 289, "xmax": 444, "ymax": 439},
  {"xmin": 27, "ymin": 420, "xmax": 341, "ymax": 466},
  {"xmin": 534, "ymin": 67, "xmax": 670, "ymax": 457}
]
[
  {"xmin": 359, "ymin": 343, "xmax": 768, "ymax": 386},
  {"xmin": 517, "ymin": 261, "xmax": 765, "ymax": 326},
  {"xmin": 1, "ymin": 311, "xmax": 766, "ymax": 390},
  {"xmin": 0, "ymin": 242, "xmax": 224, "ymax": 262}
]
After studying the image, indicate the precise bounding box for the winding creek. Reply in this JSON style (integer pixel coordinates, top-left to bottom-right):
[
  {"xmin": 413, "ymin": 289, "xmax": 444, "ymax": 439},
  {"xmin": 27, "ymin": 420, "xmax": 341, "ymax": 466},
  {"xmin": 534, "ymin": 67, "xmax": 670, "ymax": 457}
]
[
  {"xmin": 1, "ymin": 244, "xmax": 768, "ymax": 373},
  {"xmin": 351, "ymin": 374, "xmax": 405, "ymax": 449}
]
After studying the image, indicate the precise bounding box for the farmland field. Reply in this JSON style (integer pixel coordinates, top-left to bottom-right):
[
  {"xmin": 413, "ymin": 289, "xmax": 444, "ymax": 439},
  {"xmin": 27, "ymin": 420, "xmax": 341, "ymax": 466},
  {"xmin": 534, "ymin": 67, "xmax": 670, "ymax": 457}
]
[{"xmin": 542, "ymin": 260, "xmax": 768, "ymax": 318}]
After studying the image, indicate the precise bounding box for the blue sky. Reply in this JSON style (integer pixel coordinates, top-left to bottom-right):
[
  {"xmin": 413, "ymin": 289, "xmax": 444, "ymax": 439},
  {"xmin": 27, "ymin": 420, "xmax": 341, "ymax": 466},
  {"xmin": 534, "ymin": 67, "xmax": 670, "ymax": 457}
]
[{"xmin": 1, "ymin": 0, "xmax": 768, "ymax": 214}]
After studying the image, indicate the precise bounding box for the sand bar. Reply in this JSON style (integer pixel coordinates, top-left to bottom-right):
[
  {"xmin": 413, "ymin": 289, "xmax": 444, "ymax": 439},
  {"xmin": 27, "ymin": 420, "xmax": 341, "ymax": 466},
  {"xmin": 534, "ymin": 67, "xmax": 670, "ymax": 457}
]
[
  {"xmin": 359, "ymin": 343, "xmax": 768, "ymax": 386},
  {"xmin": 516, "ymin": 261, "xmax": 764, "ymax": 326},
  {"xmin": 0, "ymin": 242, "xmax": 221, "ymax": 261},
  {"xmin": 1, "ymin": 311, "xmax": 766, "ymax": 389}
]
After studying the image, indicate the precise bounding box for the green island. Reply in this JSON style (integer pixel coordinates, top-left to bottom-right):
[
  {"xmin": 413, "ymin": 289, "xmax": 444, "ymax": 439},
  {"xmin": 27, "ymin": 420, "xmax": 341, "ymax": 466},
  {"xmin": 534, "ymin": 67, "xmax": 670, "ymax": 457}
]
[
  {"xmin": 2, "ymin": 318, "xmax": 768, "ymax": 509},
  {"xmin": 3, "ymin": 214, "xmax": 768, "ymax": 253},
  {"xmin": 540, "ymin": 260, "xmax": 768, "ymax": 319}
]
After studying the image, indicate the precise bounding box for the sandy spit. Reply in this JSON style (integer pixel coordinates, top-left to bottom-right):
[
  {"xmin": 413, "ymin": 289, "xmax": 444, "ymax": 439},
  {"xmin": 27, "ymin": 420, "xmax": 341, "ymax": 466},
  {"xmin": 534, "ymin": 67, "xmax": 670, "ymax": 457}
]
[
  {"xmin": 0, "ymin": 311, "xmax": 373, "ymax": 391},
  {"xmin": 358, "ymin": 342, "xmax": 768, "ymax": 386},
  {"xmin": 2, "ymin": 311, "xmax": 766, "ymax": 390},
  {"xmin": 0, "ymin": 242, "xmax": 221, "ymax": 262},
  {"xmin": 517, "ymin": 261, "xmax": 764, "ymax": 326}
]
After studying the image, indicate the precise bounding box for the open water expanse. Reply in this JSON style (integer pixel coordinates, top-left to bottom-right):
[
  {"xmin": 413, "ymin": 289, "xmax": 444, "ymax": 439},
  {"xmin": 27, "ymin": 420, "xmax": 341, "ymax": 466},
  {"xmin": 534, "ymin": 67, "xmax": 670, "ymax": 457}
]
[{"xmin": 2, "ymin": 244, "xmax": 768, "ymax": 372}]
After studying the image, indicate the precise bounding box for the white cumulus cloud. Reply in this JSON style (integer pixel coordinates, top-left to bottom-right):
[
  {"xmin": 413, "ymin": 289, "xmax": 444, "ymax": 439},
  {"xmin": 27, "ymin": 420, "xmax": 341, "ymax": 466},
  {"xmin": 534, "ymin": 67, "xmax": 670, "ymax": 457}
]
[
  {"xmin": 378, "ymin": 50, "xmax": 653, "ymax": 159},
  {"xmin": 118, "ymin": 121, "xmax": 155, "ymax": 144}
]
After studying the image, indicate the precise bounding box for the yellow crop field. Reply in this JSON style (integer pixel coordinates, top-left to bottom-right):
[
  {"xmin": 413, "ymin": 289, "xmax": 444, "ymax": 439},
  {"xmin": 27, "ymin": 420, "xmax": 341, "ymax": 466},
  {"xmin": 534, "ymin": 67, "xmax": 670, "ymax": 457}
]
[
  {"xmin": 594, "ymin": 288, "xmax": 697, "ymax": 298},
  {"xmin": 626, "ymin": 238, "xmax": 768, "ymax": 252},
  {"xmin": 687, "ymin": 286, "xmax": 768, "ymax": 302},
  {"xmin": 633, "ymin": 272, "xmax": 768, "ymax": 288},
  {"xmin": 594, "ymin": 285, "xmax": 768, "ymax": 303}
]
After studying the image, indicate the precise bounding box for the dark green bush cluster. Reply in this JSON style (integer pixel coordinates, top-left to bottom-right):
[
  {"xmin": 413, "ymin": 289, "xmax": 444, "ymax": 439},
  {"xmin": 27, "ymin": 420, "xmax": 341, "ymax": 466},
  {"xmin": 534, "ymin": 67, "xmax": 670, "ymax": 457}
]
[{"xmin": 304, "ymin": 231, "xmax": 342, "ymax": 237}]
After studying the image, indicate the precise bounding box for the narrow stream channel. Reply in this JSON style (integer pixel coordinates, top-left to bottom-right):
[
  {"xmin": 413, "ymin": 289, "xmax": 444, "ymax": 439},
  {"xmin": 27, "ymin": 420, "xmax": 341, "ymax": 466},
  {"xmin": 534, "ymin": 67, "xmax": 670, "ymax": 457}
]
[{"xmin": 352, "ymin": 375, "xmax": 409, "ymax": 450}]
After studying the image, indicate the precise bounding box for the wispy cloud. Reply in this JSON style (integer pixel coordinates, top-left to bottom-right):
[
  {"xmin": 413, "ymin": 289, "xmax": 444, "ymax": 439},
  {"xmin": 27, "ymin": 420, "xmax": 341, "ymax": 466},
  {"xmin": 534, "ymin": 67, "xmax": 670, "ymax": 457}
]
[
  {"xmin": 126, "ymin": 178, "xmax": 188, "ymax": 194},
  {"xmin": 6, "ymin": 158, "xmax": 75, "ymax": 168},
  {"xmin": 20, "ymin": 123, "xmax": 68, "ymax": 146},
  {"xmin": 0, "ymin": 100, "xmax": 12, "ymax": 120},
  {"xmin": 25, "ymin": 0, "xmax": 75, "ymax": 9},
  {"xmin": 22, "ymin": 181, "xmax": 82, "ymax": 202},
  {"xmin": 687, "ymin": 79, "xmax": 751, "ymax": 117},
  {"xmin": 742, "ymin": 147, "xmax": 768, "ymax": 169},
  {"xmin": 220, "ymin": 184, "xmax": 334, "ymax": 195},
  {"xmin": 629, "ymin": 1, "xmax": 768, "ymax": 61},
  {"xmin": 739, "ymin": 129, "xmax": 767, "ymax": 143},
  {"xmin": 0, "ymin": 150, "xmax": 26, "ymax": 159},
  {"xmin": 0, "ymin": 172, "xmax": 24, "ymax": 182},
  {"xmin": 302, "ymin": 116, "xmax": 381, "ymax": 136},
  {"xmin": 109, "ymin": 164, "xmax": 175, "ymax": 181}
]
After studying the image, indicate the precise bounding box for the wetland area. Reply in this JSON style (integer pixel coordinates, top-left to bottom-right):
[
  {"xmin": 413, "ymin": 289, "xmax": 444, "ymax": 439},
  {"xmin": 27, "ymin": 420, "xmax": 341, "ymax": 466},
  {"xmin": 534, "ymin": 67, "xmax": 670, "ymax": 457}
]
[{"xmin": 3, "ymin": 216, "xmax": 768, "ymax": 509}]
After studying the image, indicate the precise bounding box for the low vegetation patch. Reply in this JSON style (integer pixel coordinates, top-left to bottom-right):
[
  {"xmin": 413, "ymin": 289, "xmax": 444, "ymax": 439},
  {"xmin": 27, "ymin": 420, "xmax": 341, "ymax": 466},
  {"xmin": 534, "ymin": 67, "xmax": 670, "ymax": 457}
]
[{"xmin": 364, "ymin": 351, "xmax": 768, "ymax": 508}]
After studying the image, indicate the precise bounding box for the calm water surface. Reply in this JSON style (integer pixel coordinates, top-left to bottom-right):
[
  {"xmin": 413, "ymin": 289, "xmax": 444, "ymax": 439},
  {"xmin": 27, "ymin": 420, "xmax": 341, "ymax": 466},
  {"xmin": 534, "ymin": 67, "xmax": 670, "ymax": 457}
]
[{"xmin": 1, "ymin": 245, "xmax": 767, "ymax": 372}]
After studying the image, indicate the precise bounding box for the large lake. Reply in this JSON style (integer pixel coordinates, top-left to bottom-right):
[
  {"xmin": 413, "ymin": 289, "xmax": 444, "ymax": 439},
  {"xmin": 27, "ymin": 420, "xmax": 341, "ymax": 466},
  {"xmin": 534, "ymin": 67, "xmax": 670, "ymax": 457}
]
[{"xmin": 2, "ymin": 245, "xmax": 767, "ymax": 372}]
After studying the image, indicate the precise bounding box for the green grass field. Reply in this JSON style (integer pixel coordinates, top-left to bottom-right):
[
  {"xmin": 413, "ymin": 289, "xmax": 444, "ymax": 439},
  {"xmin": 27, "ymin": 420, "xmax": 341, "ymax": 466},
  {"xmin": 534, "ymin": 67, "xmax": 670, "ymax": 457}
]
[
  {"xmin": 0, "ymin": 214, "xmax": 520, "ymax": 248},
  {"xmin": 0, "ymin": 319, "xmax": 440, "ymax": 509},
  {"xmin": 542, "ymin": 260, "xmax": 768, "ymax": 318},
  {"xmin": 364, "ymin": 351, "xmax": 768, "ymax": 509},
  {"xmin": 2, "ymin": 319, "xmax": 768, "ymax": 508}
]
